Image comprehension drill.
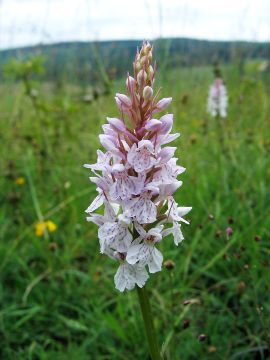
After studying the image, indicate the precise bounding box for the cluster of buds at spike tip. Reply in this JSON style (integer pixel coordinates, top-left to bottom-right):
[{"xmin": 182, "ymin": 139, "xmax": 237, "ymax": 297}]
[
  {"xmin": 207, "ymin": 78, "xmax": 228, "ymax": 118},
  {"xmin": 84, "ymin": 41, "xmax": 191, "ymax": 292}
]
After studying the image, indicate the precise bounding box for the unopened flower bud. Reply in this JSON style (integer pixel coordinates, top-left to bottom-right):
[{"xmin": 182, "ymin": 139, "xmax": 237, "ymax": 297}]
[
  {"xmin": 144, "ymin": 42, "xmax": 152, "ymax": 54},
  {"xmin": 153, "ymin": 98, "xmax": 172, "ymax": 113},
  {"xmin": 115, "ymin": 93, "xmax": 132, "ymax": 108},
  {"xmin": 164, "ymin": 259, "xmax": 175, "ymax": 270},
  {"xmin": 107, "ymin": 117, "xmax": 126, "ymax": 132},
  {"xmin": 198, "ymin": 334, "xmax": 207, "ymax": 342},
  {"xmin": 140, "ymin": 55, "xmax": 147, "ymax": 66},
  {"xmin": 137, "ymin": 69, "xmax": 147, "ymax": 88},
  {"xmin": 143, "ymin": 86, "xmax": 153, "ymax": 101},
  {"xmin": 126, "ymin": 76, "xmax": 136, "ymax": 91},
  {"xmin": 226, "ymin": 227, "xmax": 233, "ymax": 237},
  {"xmin": 135, "ymin": 60, "xmax": 142, "ymax": 72},
  {"xmin": 145, "ymin": 119, "xmax": 162, "ymax": 131},
  {"xmin": 208, "ymin": 214, "xmax": 214, "ymax": 220},
  {"xmin": 147, "ymin": 65, "xmax": 154, "ymax": 80},
  {"xmin": 183, "ymin": 319, "xmax": 190, "ymax": 329},
  {"xmin": 254, "ymin": 235, "xmax": 261, "ymax": 242}
]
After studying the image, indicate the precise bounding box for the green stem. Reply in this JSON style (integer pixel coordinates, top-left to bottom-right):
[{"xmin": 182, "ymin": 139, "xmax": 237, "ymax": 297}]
[{"xmin": 137, "ymin": 285, "xmax": 162, "ymax": 360}]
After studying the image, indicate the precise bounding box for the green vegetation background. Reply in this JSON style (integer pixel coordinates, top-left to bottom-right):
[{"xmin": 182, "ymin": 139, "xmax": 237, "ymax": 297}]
[{"xmin": 1, "ymin": 44, "xmax": 270, "ymax": 359}]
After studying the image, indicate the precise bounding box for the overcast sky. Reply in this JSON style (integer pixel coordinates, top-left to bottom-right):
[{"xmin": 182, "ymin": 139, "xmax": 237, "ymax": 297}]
[{"xmin": 0, "ymin": 0, "xmax": 270, "ymax": 49}]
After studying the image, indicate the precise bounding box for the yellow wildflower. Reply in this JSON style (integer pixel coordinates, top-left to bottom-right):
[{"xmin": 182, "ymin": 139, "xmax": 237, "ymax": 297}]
[
  {"xmin": 15, "ymin": 177, "xmax": 25, "ymax": 186},
  {"xmin": 35, "ymin": 222, "xmax": 47, "ymax": 237},
  {"xmin": 46, "ymin": 220, "xmax": 57, "ymax": 233},
  {"xmin": 35, "ymin": 220, "xmax": 57, "ymax": 237}
]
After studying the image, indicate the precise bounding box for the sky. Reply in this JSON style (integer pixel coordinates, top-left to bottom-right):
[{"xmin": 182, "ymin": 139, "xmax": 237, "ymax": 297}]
[{"xmin": 0, "ymin": 0, "xmax": 270, "ymax": 50}]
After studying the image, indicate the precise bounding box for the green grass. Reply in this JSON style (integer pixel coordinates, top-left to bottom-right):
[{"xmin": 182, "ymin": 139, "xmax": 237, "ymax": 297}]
[{"xmin": 1, "ymin": 62, "xmax": 270, "ymax": 360}]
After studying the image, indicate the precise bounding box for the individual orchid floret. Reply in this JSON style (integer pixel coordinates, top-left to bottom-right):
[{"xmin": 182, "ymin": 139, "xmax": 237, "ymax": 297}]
[
  {"xmin": 207, "ymin": 78, "xmax": 228, "ymax": 118},
  {"xmin": 84, "ymin": 41, "xmax": 191, "ymax": 292},
  {"xmin": 125, "ymin": 187, "xmax": 158, "ymax": 224},
  {"xmin": 152, "ymin": 97, "xmax": 172, "ymax": 113},
  {"xmin": 126, "ymin": 223, "xmax": 163, "ymax": 273},
  {"xmin": 114, "ymin": 260, "xmax": 149, "ymax": 292},
  {"xmin": 127, "ymin": 140, "xmax": 156, "ymax": 173},
  {"xmin": 109, "ymin": 164, "xmax": 143, "ymax": 200},
  {"xmin": 98, "ymin": 215, "xmax": 132, "ymax": 253}
]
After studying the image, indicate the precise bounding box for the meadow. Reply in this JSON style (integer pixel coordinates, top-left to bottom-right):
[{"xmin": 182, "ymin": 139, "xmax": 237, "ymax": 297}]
[{"xmin": 0, "ymin": 56, "xmax": 270, "ymax": 359}]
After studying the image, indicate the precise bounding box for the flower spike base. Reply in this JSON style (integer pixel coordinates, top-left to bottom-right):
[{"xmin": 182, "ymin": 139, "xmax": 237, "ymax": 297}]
[{"xmin": 137, "ymin": 285, "xmax": 162, "ymax": 360}]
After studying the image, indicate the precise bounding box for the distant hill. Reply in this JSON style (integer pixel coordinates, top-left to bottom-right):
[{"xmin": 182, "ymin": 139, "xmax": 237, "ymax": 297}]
[{"xmin": 1, "ymin": 38, "xmax": 269, "ymax": 84}]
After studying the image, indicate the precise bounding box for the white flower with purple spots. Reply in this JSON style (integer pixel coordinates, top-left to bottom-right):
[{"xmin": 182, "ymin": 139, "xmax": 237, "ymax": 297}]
[{"xmin": 84, "ymin": 42, "xmax": 191, "ymax": 291}]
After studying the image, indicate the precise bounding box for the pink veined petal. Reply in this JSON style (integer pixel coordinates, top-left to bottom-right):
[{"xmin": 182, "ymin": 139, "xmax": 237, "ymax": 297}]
[
  {"xmin": 160, "ymin": 133, "xmax": 180, "ymax": 146},
  {"xmin": 154, "ymin": 159, "xmax": 185, "ymax": 184},
  {"xmin": 126, "ymin": 243, "xmax": 144, "ymax": 265},
  {"xmin": 167, "ymin": 197, "xmax": 192, "ymax": 223},
  {"xmin": 134, "ymin": 266, "xmax": 149, "ymax": 288},
  {"xmin": 178, "ymin": 207, "xmax": 192, "ymax": 217},
  {"xmin": 126, "ymin": 241, "xmax": 163, "ymax": 274},
  {"xmin": 157, "ymin": 181, "xmax": 182, "ymax": 199},
  {"xmin": 148, "ymin": 226, "xmax": 163, "ymax": 242},
  {"xmin": 159, "ymin": 114, "xmax": 173, "ymax": 134},
  {"xmin": 126, "ymin": 242, "xmax": 152, "ymax": 266},
  {"xmin": 177, "ymin": 207, "xmax": 192, "ymax": 224},
  {"xmin": 127, "ymin": 143, "xmax": 137, "ymax": 163},
  {"xmin": 114, "ymin": 263, "xmax": 134, "ymax": 292},
  {"xmin": 145, "ymin": 119, "xmax": 162, "ymax": 131},
  {"xmin": 84, "ymin": 150, "xmax": 112, "ymax": 172},
  {"xmin": 104, "ymin": 202, "xmax": 118, "ymax": 222},
  {"xmin": 148, "ymin": 247, "xmax": 163, "ymax": 273},
  {"xmin": 102, "ymin": 124, "xmax": 116, "ymax": 136},
  {"xmin": 134, "ymin": 222, "xmax": 147, "ymax": 237},
  {"xmin": 144, "ymin": 183, "xmax": 160, "ymax": 194},
  {"xmin": 99, "ymin": 134, "xmax": 117, "ymax": 150},
  {"xmin": 127, "ymin": 194, "xmax": 157, "ymax": 224},
  {"xmin": 85, "ymin": 193, "xmax": 104, "ymax": 213},
  {"xmin": 86, "ymin": 214, "xmax": 105, "ymax": 226},
  {"xmin": 158, "ymin": 147, "xmax": 177, "ymax": 164},
  {"xmin": 127, "ymin": 140, "xmax": 156, "ymax": 173},
  {"xmin": 110, "ymin": 173, "xmax": 141, "ymax": 200},
  {"xmin": 172, "ymin": 222, "xmax": 184, "ymax": 245},
  {"xmin": 114, "ymin": 263, "xmax": 148, "ymax": 292},
  {"xmin": 98, "ymin": 221, "xmax": 132, "ymax": 253},
  {"xmin": 137, "ymin": 139, "xmax": 154, "ymax": 152},
  {"xmin": 167, "ymin": 196, "xmax": 180, "ymax": 220},
  {"xmin": 162, "ymin": 222, "xmax": 184, "ymax": 246}
]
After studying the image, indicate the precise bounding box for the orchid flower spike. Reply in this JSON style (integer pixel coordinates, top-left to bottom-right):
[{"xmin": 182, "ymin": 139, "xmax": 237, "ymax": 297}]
[
  {"xmin": 207, "ymin": 78, "xmax": 228, "ymax": 118},
  {"xmin": 84, "ymin": 41, "xmax": 191, "ymax": 292}
]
